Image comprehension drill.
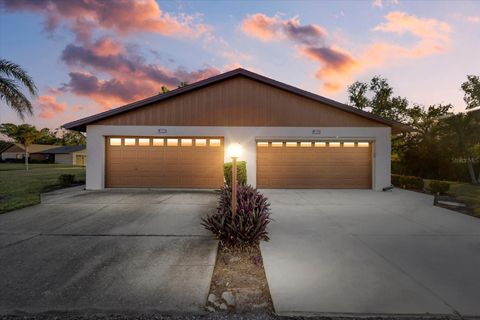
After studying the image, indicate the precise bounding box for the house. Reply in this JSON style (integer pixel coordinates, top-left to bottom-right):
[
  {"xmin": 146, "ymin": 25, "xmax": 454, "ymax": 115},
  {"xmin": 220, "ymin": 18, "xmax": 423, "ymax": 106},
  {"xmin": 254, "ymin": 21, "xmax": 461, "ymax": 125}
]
[
  {"xmin": 1, "ymin": 144, "xmax": 58, "ymax": 161},
  {"xmin": 64, "ymin": 68, "xmax": 409, "ymax": 190},
  {"xmin": 43, "ymin": 145, "xmax": 86, "ymax": 166}
]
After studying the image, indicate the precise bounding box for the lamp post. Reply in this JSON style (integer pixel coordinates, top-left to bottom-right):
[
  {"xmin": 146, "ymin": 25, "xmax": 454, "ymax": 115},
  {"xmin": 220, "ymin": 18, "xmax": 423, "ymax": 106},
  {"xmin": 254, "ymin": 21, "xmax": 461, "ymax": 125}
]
[{"xmin": 227, "ymin": 143, "xmax": 243, "ymax": 218}]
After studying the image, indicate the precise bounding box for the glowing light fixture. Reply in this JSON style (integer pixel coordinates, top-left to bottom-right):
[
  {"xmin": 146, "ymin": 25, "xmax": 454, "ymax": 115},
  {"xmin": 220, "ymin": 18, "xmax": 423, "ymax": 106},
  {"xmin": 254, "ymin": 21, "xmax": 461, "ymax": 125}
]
[{"xmin": 227, "ymin": 142, "xmax": 243, "ymax": 159}]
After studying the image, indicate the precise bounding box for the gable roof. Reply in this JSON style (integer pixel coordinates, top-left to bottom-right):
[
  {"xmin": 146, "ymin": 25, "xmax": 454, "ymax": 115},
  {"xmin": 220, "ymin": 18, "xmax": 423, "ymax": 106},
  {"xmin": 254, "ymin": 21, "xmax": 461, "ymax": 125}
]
[
  {"xmin": 43, "ymin": 145, "xmax": 86, "ymax": 154},
  {"xmin": 63, "ymin": 68, "xmax": 411, "ymax": 133}
]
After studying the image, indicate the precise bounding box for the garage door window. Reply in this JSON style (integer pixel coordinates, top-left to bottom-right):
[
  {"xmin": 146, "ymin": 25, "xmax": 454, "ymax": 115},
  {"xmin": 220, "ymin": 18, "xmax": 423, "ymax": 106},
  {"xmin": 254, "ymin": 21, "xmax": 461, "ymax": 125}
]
[
  {"xmin": 181, "ymin": 139, "xmax": 193, "ymax": 146},
  {"xmin": 257, "ymin": 141, "xmax": 268, "ymax": 147},
  {"xmin": 300, "ymin": 142, "xmax": 311, "ymax": 147},
  {"xmin": 209, "ymin": 139, "xmax": 221, "ymax": 147},
  {"xmin": 358, "ymin": 142, "xmax": 370, "ymax": 147},
  {"xmin": 138, "ymin": 138, "xmax": 150, "ymax": 146},
  {"xmin": 109, "ymin": 138, "xmax": 122, "ymax": 146},
  {"xmin": 329, "ymin": 142, "xmax": 340, "ymax": 147},
  {"xmin": 124, "ymin": 138, "xmax": 136, "ymax": 146},
  {"xmin": 314, "ymin": 142, "xmax": 326, "ymax": 147},
  {"xmin": 343, "ymin": 142, "xmax": 355, "ymax": 147},
  {"xmin": 271, "ymin": 142, "xmax": 283, "ymax": 147},
  {"xmin": 286, "ymin": 142, "xmax": 297, "ymax": 147},
  {"xmin": 167, "ymin": 139, "xmax": 178, "ymax": 146},
  {"xmin": 195, "ymin": 139, "xmax": 207, "ymax": 147},
  {"xmin": 152, "ymin": 138, "xmax": 164, "ymax": 146}
]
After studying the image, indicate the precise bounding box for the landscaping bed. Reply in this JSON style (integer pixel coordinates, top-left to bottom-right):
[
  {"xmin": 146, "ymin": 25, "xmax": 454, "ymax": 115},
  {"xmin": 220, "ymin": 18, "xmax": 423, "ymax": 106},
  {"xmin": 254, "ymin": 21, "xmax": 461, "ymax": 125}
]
[{"xmin": 206, "ymin": 243, "xmax": 274, "ymax": 313}]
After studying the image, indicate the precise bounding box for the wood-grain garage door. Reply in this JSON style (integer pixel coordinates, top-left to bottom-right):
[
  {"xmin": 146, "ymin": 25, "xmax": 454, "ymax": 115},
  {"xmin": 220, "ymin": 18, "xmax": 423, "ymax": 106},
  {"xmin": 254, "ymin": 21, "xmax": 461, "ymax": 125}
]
[
  {"xmin": 257, "ymin": 141, "xmax": 372, "ymax": 189},
  {"xmin": 105, "ymin": 137, "xmax": 224, "ymax": 188}
]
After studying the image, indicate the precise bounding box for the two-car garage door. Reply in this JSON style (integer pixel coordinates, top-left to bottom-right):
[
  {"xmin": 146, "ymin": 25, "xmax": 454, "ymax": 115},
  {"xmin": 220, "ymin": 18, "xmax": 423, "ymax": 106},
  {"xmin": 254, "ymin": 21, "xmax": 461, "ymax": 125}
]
[
  {"xmin": 257, "ymin": 141, "xmax": 372, "ymax": 189},
  {"xmin": 105, "ymin": 137, "xmax": 373, "ymax": 189},
  {"xmin": 105, "ymin": 137, "xmax": 224, "ymax": 188}
]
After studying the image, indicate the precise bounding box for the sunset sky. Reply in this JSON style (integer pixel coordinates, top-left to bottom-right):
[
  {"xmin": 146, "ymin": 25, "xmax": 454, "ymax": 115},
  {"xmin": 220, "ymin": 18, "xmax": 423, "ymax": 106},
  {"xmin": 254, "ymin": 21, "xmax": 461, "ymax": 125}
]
[{"xmin": 0, "ymin": 0, "xmax": 479, "ymax": 129}]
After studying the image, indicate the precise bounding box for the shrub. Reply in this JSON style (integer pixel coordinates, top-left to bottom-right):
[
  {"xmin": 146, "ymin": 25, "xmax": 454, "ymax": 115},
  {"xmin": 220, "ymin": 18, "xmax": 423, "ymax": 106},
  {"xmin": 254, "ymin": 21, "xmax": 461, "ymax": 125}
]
[
  {"xmin": 223, "ymin": 161, "xmax": 247, "ymax": 186},
  {"xmin": 391, "ymin": 174, "xmax": 401, "ymax": 187},
  {"xmin": 428, "ymin": 180, "xmax": 450, "ymax": 195},
  {"xmin": 391, "ymin": 174, "xmax": 424, "ymax": 190},
  {"xmin": 202, "ymin": 184, "xmax": 271, "ymax": 247},
  {"xmin": 58, "ymin": 174, "xmax": 75, "ymax": 186}
]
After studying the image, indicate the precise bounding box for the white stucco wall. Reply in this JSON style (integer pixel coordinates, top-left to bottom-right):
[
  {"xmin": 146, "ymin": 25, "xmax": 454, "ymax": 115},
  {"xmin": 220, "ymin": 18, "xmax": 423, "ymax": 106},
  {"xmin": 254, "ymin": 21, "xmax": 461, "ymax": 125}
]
[{"xmin": 86, "ymin": 125, "xmax": 391, "ymax": 191}]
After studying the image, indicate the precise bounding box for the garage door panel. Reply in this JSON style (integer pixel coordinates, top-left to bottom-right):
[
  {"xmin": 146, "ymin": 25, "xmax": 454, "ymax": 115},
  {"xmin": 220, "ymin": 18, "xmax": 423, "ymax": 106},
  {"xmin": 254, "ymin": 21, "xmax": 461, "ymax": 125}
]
[
  {"xmin": 106, "ymin": 137, "xmax": 224, "ymax": 188},
  {"xmin": 257, "ymin": 142, "xmax": 372, "ymax": 189}
]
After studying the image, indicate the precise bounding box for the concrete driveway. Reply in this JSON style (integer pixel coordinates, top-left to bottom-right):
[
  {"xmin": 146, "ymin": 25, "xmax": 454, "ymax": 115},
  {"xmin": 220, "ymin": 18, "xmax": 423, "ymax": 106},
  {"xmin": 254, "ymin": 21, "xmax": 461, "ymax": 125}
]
[
  {"xmin": 260, "ymin": 189, "xmax": 480, "ymax": 317},
  {"xmin": 0, "ymin": 187, "xmax": 218, "ymax": 314}
]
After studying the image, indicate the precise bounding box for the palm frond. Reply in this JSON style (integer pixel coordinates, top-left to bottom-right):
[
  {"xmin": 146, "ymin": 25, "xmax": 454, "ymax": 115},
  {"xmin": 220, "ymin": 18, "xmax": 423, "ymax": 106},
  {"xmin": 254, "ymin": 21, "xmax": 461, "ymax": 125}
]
[
  {"xmin": 0, "ymin": 59, "xmax": 37, "ymax": 97},
  {"xmin": 0, "ymin": 76, "xmax": 33, "ymax": 119}
]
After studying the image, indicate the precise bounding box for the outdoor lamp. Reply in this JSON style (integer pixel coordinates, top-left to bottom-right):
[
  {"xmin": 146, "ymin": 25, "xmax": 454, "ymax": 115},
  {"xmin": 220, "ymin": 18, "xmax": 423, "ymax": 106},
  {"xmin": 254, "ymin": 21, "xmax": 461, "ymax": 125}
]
[
  {"xmin": 227, "ymin": 143, "xmax": 243, "ymax": 217},
  {"xmin": 227, "ymin": 143, "xmax": 243, "ymax": 159}
]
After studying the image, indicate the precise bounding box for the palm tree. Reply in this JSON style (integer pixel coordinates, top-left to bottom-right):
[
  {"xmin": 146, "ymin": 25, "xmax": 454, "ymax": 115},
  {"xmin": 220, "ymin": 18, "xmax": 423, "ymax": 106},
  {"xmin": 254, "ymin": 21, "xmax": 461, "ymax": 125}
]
[
  {"xmin": 0, "ymin": 123, "xmax": 39, "ymax": 170},
  {"xmin": 0, "ymin": 59, "xmax": 38, "ymax": 119}
]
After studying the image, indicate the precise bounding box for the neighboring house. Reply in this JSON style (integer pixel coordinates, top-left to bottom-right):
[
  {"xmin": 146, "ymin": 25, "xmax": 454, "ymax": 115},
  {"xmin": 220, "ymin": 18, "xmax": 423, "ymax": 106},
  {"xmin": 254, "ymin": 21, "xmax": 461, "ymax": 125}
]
[
  {"xmin": 64, "ymin": 68, "xmax": 409, "ymax": 190},
  {"xmin": 43, "ymin": 145, "xmax": 86, "ymax": 166},
  {"xmin": 1, "ymin": 144, "xmax": 58, "ymax": 161}
]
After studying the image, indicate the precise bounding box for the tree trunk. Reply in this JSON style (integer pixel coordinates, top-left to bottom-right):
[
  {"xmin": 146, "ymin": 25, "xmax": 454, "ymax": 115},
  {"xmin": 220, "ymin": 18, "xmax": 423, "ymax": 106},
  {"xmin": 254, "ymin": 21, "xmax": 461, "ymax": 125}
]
[
  {"xmin": 24, "ymin": 144, "xmax": 29, "ymax": 171},
  {"xmin": 466, "ymin": 158, "xmax": 478, "ymax": 184}
]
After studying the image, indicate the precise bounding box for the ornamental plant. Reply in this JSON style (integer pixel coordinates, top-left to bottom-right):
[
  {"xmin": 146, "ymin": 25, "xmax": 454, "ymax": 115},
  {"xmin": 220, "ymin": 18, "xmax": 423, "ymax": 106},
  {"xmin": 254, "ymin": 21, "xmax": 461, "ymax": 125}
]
[{"xmin": 202, "ymin": 184, "xmax": 272, "ymax": 247}]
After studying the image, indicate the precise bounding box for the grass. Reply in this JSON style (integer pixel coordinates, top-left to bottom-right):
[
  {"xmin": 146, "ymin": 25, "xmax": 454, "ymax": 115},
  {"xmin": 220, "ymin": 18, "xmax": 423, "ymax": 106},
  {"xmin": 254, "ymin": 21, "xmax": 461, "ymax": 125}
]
[
  {"xmin": 448, "ymin": 182, "xmax": 480, "ymax": 217},
  {"xmin": 0, "ymin": 163, "xmax": 77, "ymax": 171},
  {"xmin": 0, "ymin": 163, "xmax": 85, "ymax": 214}
]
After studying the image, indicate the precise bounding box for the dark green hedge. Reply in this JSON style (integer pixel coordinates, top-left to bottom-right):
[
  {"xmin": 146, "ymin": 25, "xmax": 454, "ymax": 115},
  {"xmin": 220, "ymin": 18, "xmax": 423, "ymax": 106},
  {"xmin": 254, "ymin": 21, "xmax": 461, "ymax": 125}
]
[
  {"xmin": 427, "ymin": 180, "xmax": 450, "ymax": 195},
  {"xmin": 391, "ymin": 174, "xmax": 424, "ymax": 190},
  {"xmin": 224, "ymin": 161, "xmax": 247, "ymax": 186}
]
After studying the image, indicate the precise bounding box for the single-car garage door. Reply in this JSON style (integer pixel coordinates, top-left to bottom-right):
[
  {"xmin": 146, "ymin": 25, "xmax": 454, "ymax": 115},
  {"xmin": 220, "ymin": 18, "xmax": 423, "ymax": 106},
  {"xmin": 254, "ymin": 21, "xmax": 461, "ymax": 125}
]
[
  {"xmin": 106, "ymin": 137, "xmax": 224, "ymax": 188},
  {"xmin": 257, "ymin": 141, "xmax": 372, "ymax": 189}
]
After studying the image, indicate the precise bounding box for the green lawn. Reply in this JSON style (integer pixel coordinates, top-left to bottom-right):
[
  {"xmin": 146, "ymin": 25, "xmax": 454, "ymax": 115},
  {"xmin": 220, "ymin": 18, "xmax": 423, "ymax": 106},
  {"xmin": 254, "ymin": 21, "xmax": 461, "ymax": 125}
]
[
  {"xmin": 448, "ymin": 182, "xmax": 480, "ymax": 217},
  {"xmin": 0, "ymin": 164, "xmax": 85, "ymax": 214},
  {"xmin": 0, "ymin": 163, "xmax": 77, "ymax": 171}
]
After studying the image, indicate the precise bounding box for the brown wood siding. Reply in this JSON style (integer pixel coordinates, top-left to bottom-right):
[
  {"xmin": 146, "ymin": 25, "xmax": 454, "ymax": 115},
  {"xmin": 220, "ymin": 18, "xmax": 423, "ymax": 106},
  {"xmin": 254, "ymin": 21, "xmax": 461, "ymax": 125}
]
[
  {"xmin": 105, "ymin": 137, "xmax": 224, "ymax": 188},
  {"xmin": 94, "ymin": 77, "xmax": 386, "ymax": 128},
  {"xmin": 257, "ymin": 142, "xmax": 372, "ymax": 189}
]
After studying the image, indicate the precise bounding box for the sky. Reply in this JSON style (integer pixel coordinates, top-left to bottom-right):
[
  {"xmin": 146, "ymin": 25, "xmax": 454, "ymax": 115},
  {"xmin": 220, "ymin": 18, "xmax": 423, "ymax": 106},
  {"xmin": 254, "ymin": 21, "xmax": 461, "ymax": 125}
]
[{"xmin": 0, "ymin": 0, "xmax": 479, "ymax": 129}]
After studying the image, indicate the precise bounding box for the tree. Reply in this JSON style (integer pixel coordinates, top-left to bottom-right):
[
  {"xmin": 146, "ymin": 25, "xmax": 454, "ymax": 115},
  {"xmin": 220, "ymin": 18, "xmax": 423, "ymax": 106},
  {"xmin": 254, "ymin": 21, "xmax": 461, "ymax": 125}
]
[
  {"xmin": 461, "ymin": 75, "xmax": 480, "ymax": 110},
  {"xmin": 0, "ymin": 59, "xmax": 38, "ymax": 119},
  {"xmin": 441, "ymin": 112, "xmax": 480, "ymax": 184},
  {"xmin": 347, "ymin": 76, "xmax": 409, "ymax": 122},
  {"xmin": 35, "ymin": 128, "xmax": 60, "ymax": 144},
  {"xmin": 55, "ymin": 128, "xmax": 86, "ymax": 145},
  {"xmin": 397, "ymin": 104, "xmax": 452, "ymax": 179},
  {"xmin": 0, "ymin": 123, "xmax": 39, "ymax": 170},
  {"xmin": 159, "ymin": 86, "xmax": 170, "ymax": 94}
]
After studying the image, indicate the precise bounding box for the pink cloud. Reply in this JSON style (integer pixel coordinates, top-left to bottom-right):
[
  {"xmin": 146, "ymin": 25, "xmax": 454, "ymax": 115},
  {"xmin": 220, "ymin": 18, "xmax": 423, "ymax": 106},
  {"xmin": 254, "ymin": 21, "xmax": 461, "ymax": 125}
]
[
  {"xmin": 59, "ymin": 38, "xmax": 221, "ymax": 109},
  {"xmin": 467, "ymin": 16, "xmax": 480, "ymax": 23},
  {"xmin": 241, "ymin": 11, "xmax": 451, "ymax": 93},
  {"xmin": 36, "ymin": 94, "xmax": 66, "ymax": 119},
  {"xmin": 1, "ymin": 0, "xmax": 207, "ymax": 41},
  {"xmin": 242, "ymin": 13, "xmax": 327, "ymax": 45}
]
